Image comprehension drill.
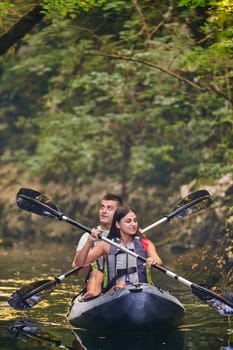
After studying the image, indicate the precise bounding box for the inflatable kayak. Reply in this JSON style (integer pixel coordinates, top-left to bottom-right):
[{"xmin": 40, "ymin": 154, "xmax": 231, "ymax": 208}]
[{"xmin": 67, "ymin": 283, "xmax": 185, "ymax": 332}]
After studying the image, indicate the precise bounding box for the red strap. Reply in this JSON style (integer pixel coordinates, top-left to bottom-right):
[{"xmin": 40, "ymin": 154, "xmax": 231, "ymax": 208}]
[{"xmin": 142, "ymin": 237, "xmax": 150, "ymax": 251}]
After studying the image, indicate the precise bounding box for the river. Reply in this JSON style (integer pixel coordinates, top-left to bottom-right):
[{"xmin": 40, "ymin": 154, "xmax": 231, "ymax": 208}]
[{"xmin": 0, "ymin": 242, "xmax": 232, "ymax": 350}]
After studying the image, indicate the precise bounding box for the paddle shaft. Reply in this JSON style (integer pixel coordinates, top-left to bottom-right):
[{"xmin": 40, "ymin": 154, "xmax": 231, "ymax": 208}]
[
  {"xmin": 21, "ymin": 264, "xmax": 86, "ymax": 300},
  {"xmin": 141, "ymin": 217, "xmax": 167, "ymax": 233},
  {"xmin": 31, "ymin": 209, "xmax": 203, "ymax": 300},
  {"xmin": 58, "ymin": 207, "xmax": 233, "ymax": 310},
  {"xmin": 61, "ymin": 213, "xmax": 192, "ymax": 290},
  {"xmin": 62, "ymin": 215, "xmax": 91, "ymax": 233},
  {"xmin": 94, "ymin": 234, "xmax": 233, "ymax": 308},
  {"xmin": 62, "ymin": 209, "xmax": 233, "ymax": 307},
  {"xmin": 142, "ymin": 193, "xmax": 211, "ymax": 233}
]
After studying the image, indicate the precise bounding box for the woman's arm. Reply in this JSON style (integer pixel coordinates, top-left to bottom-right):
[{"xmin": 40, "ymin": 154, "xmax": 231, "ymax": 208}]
[{"xmin": 146, "ymin": 240, "xmax": 163, "ymax": 266}]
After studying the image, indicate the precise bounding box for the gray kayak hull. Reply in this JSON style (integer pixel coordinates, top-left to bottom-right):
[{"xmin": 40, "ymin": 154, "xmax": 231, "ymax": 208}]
[{"xmin": 67, "ymin": 283, "xmax": 185, "ymax": 332}]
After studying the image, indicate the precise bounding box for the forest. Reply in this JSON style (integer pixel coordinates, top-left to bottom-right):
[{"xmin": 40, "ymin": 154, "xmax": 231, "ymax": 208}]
[{"xmin": 0, "ymin": 0, "xmax": 232, "ymax": 286}]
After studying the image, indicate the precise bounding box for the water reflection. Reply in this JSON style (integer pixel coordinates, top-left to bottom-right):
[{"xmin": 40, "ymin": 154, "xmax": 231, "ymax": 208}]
[
  {"xmin": 1, "ymin": 243, "xmax": 233, "ymax": 350},
  {"xmin": 8, "ymin": 319, "xmax": 73, "ymax": 349},
  {"xmin": 7, "ymin": 318, "xmax": 185, "ymax": 350},
  {"xmin": 73, "ymin": 328, "xmax": 185, "ymax": 350},
  {"xmin": 4, "ymin": 316, "xmax": 233, "ymax": 350}
]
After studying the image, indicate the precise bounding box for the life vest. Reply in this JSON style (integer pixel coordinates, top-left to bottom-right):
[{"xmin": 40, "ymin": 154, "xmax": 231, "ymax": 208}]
[{"xmin": 103, "ymin": 236, "xmax": 153, "ymax": 288}]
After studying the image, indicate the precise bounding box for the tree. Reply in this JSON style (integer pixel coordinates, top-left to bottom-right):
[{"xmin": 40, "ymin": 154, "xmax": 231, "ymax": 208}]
[
  {"xmin": 0, "ymin": 0, "xmax": 232, "ymax": 204},
  {"xmin": 0, "ymin": 0, "xmax": 105, "ymax": 55}
]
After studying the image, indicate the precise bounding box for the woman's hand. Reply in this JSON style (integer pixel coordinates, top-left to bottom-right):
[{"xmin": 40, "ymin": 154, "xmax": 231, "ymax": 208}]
[
  {"xmin": 145, "ymin": 257, "xmax": 160, "ymax": 267},
  {"xmin": 87, "ymin": 228, "xmax": 101, "ymax": 244}
]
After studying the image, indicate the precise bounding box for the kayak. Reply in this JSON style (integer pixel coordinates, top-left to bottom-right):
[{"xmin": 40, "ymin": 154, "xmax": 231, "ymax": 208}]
[{"xmin": 67, "ymin": 283, "xmax": 185, "ymax": 333}]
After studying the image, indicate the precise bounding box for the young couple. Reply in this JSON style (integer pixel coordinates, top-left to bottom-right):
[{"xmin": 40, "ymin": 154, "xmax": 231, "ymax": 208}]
[{"xmin": 72, "ymin": 193, "xmax": 162, "ymax": 300}]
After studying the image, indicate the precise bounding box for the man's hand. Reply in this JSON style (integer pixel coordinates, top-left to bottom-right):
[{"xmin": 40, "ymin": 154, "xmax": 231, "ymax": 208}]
[{"xmin": 87, "ymin": 228, "xmax": 101, "ymax": 243}]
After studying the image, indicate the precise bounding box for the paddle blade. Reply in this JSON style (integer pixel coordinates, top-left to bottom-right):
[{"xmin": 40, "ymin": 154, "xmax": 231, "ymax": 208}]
[
  {"xmin": 16, "ymin": 188, "xmax": 63, "ymax": 219},
  {"xmin": 8, "ymin": 280, "xmax": 56, "ymax": 310},
  {"xmin": 191, "ymin": 285, "xmax": 233, "ymax": 315},
  {"xmin": 171, "ymin": 190, "xmax": 212, "ymax": 220}
]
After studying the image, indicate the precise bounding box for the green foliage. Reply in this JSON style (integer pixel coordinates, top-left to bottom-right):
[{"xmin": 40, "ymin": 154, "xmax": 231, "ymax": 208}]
[
  {"xmin": 0, "ymin": 0, "xmax": 232, "ymax": 199},
  {"xmin": 0, "ymin": 1, "xmax": 15, "ymax": 17},
  {"xmin": 41, "ymin": 0, "xmax": 106, "ymax": 17},
  {"xmin": 0, "ymin": 0, "xmax": 106, "ymax": 19},
  {"xmin": 178, "ymin": 0, "xmax": 209, "ymax": 7}
]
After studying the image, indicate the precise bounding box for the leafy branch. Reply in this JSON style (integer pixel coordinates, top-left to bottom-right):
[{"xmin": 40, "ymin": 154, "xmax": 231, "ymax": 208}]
[{"xmin": 85, "ymin": 51, "xmax": 233, "ymax": 103}]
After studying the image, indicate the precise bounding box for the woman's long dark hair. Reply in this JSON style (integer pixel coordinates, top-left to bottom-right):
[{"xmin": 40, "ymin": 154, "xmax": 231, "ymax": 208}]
[{"xmin": 108, "ymin": 206, "xmax": 140, "ymax": 239}]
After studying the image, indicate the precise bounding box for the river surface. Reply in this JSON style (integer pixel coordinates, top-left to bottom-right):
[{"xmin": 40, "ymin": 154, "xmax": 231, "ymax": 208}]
[{"xmin": 0, "ymin": 243, "xmax": 233, "ymax": 350}]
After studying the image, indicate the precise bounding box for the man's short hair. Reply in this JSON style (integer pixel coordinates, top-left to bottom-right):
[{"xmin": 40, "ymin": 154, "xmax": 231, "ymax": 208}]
[{"xmin": 102, "ymin": 193, "xmax": 123, "ymax": 206}]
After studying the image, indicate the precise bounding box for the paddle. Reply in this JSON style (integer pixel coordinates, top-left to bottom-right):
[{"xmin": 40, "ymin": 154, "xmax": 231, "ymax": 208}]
[
  {"xmin": 8, "ymin": 187, "xmax": 233, "ymax": 314},
  {"xmin": 8, "ymin": 264, "xmax": 89, "ymax": 310},
  {"xmin": 141, "ymin": 189, "xmax": 212, "ymax": 233}
]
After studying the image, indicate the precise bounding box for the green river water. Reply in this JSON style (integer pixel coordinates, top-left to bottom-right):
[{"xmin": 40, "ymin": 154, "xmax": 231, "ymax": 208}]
[{"xmin": 0, "ymin": 243, "xmax": 232, "ymax": 350}]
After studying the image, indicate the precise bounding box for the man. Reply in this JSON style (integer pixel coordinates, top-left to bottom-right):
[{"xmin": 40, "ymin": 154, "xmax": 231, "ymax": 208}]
[{"xmin": 72, "ymin": 193, "xmax": 123, "ymax": 299}]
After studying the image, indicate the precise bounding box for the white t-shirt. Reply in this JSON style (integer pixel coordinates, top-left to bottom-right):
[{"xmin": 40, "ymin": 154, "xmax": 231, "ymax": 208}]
[{"xmin": 76, "ymin": 226, "xmax": 109, "ymax": 251}]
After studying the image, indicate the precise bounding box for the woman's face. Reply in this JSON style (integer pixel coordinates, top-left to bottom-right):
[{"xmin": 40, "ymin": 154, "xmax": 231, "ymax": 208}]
[{"xmin": 116, "ymin": 210, "xmax": 138, "ymax": 236}]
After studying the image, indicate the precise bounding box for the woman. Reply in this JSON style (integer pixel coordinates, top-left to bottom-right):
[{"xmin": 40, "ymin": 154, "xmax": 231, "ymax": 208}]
[{"xmin": 75, "ymin": 207, "xmax": 163, "ymax": 293}]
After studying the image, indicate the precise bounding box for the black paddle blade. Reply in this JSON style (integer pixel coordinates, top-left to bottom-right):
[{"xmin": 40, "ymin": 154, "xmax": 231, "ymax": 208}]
[
  {"xmin": 16, "ymin": 188, "xmax": 63, "ymax": 219},
  {"xmin": 192, "ymin": 285, "xmax": 233, "ymax": 315},
  {"xmin": 171, "ymin": 190, "xmax": 212, "ymax": 220},
  {"xmin": 8, "ymin": 280, "xmax": 56, "ymax": 310}
]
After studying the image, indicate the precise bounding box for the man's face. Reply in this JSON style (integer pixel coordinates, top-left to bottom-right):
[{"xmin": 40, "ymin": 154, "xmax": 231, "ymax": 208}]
[{"xmin": 99, "ymin": 200, "xmax": 119, "ymax": 229}]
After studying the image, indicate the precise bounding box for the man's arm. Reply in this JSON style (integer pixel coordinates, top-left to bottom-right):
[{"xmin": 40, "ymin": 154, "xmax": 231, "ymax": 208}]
[{"xmin": 72, "ymin": 232, "xmax": 91, "ymax": 268}]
